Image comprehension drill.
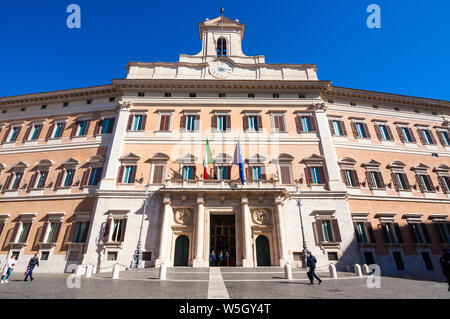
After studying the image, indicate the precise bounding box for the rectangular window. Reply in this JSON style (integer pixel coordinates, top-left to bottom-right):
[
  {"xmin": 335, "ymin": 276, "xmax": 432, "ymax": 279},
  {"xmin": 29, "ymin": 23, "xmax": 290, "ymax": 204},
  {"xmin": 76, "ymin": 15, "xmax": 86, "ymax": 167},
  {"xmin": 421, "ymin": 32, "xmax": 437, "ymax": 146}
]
[
  {"xmin": 12, "ymin": 173, "xmax": 23, "ymax": 190},
  {"xmin": 18, "ymin": 223, "xmax": 31, "ymax": 243},
  {"xmin": 77, "ymin": 121, "xmax": 88, "ymax": 136},
  {"xmin": 410, "ymin": 223, "xmax": 424, "ymax": 243},
  {"xmin": 248, "ymin": 116, "xmax": 258, "ymax": 132},
  {"xmin": 379, "ymin": 125, "xmax": 390, "ymax": 140},
  {"xmin": 152, "ymin": 165, "xmax": 165, "ymax": 184},
  {"xmin": 420, "ymin": 175, "xmax": 433, "ymax": 191},
  {"xmin": 279, "ymin": 166, "xmax": 292, "ymax": 185},
  {"xmin": 440, "ymin": 131, "xmax": 450, "ymax": 146},
  {"xmin": 393, "ymin": 252, "xmax": 405, "ymax": 271},
  {"xmin": 133, "ymin": 115, "xmax": 143, "ymax": 131},
  {"xmin": 36, "ymin": 171, "xmax": 48, "ymax": 188},
  {"xmin": 9, "ymin": 127, "xmax": 20, "ymax": 142},
  {"xmin": 273, "ymin": 115, "xmax": 286, "ymax": 132},
  {"xmin": 370, "ymin": 171, "xmax": 381, "ymax": 189},
  {"xmin": 311, "ymin": 167, "xmax": 321, "ymax": 184},
  {"xmin": 321, "ymin": 220, "xmax": 334, "ymax": 242},
  {"xmin": 251, "ymin": 166, "xmax": 262, "ymax": 181},
  {"xmin": 344, "ymin": 170, "xmax": 356, "ymax": 187},
  {"xmin": 111, "ymin": 219, "xmax": 124, "ymax": 242},
  {"xmin": 186, "ymin": 115, "xmax": 197, "ymax": 131},
  {"xmin": 382, "ymin": 223, "xmax": 396, "ymax": 243},
  {"xmin": 422, "ymin": 130, "xmax": 432, "ymax": 144},
  {"xmin": 63, "ymin": 169, "xmax": 74, "ymax": 187},
  {"xmin": 158, "ymin": 114, "xmax": 171, "ymax": 131},
  {"xmin": 47, "ymin": 222, "xmax": 59, "ymax": 243},
  {"xmin": 217, "ymin": 115, "xmax": 227, "ymax": 132},
  {"xmin": 101, "ymin": 118, "xmax": 113, "ymax": 134},
  {"xmin": 107, "ymin": 252, "xmax": 118, "ymax": 261},
  {"xmin": 327, "ymin": 252, "xmax": 338, "ymax": 261},
  {"xmin": 301, "ymin": 117, "xmax": 312, "ymax": 132},
  {"xmin": 395, "ymin": 173, "xmax": 408, "ymax": 190},
  {"xmin": 123, "ymin": 166, "xmax": 135, "ymax": 184},
  {"xmin": 40, "ymin": 251, "xmax": 50, "ymax": 261},
  {"xmin": 442, "ymin": 176, "xmax": 450, "ymax": 193},
  {"xmin": 355, "ymin": 222, "xmax": 368, "ymax": 243},
  {"xmin": 401, "ymin": 127, "xmax": 412, "ymax": 142},
  {"xmin": 54, "ymin": 123, "xmax": 64, "ymax": 138},
  {"xmin": 332, "ymin": 121, "xmax": 342, "ymax": 136},
  {"xmin": 217, "ymin": 166, "xmax": 229, "ymax": 180},
  {"xmin": 73, "ymin": 222, "xmax": 88, "ymax": 243},
  {"xmin": 435, "ymin": 223, "xmax": 450, "ymax": 243},
  {"xmin": 183, "ymin": 166, "xmax": 194, "ymax": 180},
  {"xmin": 356, "ymin": 123, "xmax": 366, "ymax": 138},
  {"xmin": 88, "ymin": 167, "xmax": 102, "ymax": 186},
  {"xmin": 30, "ymin": 125, "xmax": 42, "ymax": 140},
  {"xmin": 421, "ymin": 252, "xmax": 434, "ymax": 270}
]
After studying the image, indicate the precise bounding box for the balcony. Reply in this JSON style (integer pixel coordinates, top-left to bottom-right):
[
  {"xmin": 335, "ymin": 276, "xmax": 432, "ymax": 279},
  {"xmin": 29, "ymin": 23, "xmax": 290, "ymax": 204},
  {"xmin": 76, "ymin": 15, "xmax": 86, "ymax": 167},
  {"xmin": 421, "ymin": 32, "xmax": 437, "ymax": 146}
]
[{"xmin": 162, "ymin": 178, "xmax": 285, "ymax": 193}]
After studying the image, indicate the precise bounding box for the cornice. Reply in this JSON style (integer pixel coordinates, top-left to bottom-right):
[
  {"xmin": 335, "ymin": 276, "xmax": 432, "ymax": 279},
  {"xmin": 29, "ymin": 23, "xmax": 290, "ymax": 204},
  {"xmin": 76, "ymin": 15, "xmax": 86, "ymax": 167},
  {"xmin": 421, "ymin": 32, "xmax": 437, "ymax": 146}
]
[
  {"xmin": 112, "ymin": 79, "xmax": 331, "ymax": 91},
  {"xmin": 326, "ymin": 86, "xmax": 450, "ymax": 110},
  {"xmin": 0, "ymin": 85, "xmax": 117, "ymax": 107}
]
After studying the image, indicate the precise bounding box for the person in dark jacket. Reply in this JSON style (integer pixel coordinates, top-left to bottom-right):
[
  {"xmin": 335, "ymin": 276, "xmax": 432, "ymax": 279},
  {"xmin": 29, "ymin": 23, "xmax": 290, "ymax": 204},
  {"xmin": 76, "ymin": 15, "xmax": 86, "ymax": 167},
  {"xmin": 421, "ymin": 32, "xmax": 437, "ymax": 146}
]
[
  {"xmin": 440, "ymin": 248, "xmax": 450, "ymax": 291},
  {"xmin": 210, "ymin": 250, "xmax": 216, "ymax": 267},
  {"xmin": 225, "ymin": 251, "xmax": 230, "ymax": 266},
  {"xmin": 306, "ymin": 251, "xmax": 322, "ymax": 285},
  {"xmin": 218, "ymin": 251, "xmax": 224, "ymax": 267},
  {"xmin": 24, "ymin": 253, "xmax": 39, "ymax": 281}
]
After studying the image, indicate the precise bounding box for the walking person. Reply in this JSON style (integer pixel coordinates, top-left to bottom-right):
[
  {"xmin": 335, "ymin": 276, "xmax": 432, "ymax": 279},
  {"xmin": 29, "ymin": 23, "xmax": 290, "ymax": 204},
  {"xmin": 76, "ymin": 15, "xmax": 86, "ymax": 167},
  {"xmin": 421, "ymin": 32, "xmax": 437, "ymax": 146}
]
[
  {"xmin": 24, "ymin": 253, "xmax": 40, "ymax": 282},
  {"xmin": 440, "ymin": 248, "xmax": 450, "ymax": 292},
  {"xmin": 306, "ymin": 251, "xmax": 322, "ymax": 285},
  {"xmin": 218, "ymin": 251, "xmax": 224, "ymax": 267},
  {"xmin": 225, "ymin": 251, "xmax": 230, "ymax": 267},
  {"xmin": 1, "ymin": 255, "xmax": 17, "ymax": 284},
  {"xmin": 210, "ymin": 250, "xmax": 216, "ymax": 267}
]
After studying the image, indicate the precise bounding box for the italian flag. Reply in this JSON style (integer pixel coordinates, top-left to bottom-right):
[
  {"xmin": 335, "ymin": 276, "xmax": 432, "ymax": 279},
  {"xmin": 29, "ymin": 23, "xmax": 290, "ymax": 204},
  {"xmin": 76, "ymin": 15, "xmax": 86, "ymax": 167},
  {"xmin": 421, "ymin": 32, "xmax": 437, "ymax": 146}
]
[{"xmin": 203, "ymin": 138, "xmax": 213, "ymax": 179}]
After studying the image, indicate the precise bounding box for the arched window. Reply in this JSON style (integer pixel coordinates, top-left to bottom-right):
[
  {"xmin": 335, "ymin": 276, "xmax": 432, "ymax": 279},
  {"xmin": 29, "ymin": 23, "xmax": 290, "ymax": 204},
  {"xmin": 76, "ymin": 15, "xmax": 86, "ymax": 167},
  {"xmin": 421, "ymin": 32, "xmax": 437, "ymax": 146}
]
[{"xmin": 217, "ymin": 37, "xmax": 227, "ymax": 57}]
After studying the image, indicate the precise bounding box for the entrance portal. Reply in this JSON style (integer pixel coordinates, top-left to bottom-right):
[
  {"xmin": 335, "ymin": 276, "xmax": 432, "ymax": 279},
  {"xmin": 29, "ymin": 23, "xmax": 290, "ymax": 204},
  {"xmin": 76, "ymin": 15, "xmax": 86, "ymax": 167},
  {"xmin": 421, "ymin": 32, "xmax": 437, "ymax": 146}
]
[
  {"xmin": 174, "ymin": 235, "xmax": 189, "ymax": 266},
  {"xmin": 210, "ymin": 215, "xmax": 236, "ymax": 266},
  {"xmin": 256, "ymin": 235, "xmax": 271, "ymax": 266}
]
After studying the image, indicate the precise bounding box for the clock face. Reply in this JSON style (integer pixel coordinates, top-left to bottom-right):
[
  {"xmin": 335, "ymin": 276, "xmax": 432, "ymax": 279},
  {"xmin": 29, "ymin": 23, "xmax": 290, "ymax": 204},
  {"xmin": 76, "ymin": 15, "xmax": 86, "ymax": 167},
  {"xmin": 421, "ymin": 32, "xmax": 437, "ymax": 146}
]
[{"xmin": 209, "ymin": 61, "xmax": 233, "ymax": 78}]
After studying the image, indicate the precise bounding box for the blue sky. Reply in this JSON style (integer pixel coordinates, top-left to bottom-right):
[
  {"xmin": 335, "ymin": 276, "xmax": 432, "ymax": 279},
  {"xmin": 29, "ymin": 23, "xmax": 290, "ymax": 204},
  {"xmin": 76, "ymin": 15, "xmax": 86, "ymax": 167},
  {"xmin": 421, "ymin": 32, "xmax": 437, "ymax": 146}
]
[{"xmin": 0, "ymin": 0, "xmax": 449, "ymax": 100}]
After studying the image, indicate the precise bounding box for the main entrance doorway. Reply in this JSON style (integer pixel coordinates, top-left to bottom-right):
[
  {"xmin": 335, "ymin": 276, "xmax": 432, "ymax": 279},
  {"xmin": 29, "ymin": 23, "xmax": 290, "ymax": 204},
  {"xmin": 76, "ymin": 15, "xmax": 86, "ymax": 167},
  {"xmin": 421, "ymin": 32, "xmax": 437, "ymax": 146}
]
[
  {"xmin": 256, "ymin": 235, "xmax": 271, "ymax": 266},
  {"xmin": 210, "ymin": 215, "xmax": 236, "ymax": 266}
]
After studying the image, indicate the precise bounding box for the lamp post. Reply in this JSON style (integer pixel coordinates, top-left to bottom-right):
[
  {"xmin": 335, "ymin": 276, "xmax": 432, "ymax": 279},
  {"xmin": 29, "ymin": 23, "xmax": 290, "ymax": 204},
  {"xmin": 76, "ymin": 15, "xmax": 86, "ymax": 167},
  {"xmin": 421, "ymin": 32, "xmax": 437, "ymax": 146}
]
[
  {"xmin": 295, "ymin": 181, "xmax": 308, "ymax": 268},
  {"xmin": 132, "ymin": 187, "xmax": 149, "ymax": 268}
]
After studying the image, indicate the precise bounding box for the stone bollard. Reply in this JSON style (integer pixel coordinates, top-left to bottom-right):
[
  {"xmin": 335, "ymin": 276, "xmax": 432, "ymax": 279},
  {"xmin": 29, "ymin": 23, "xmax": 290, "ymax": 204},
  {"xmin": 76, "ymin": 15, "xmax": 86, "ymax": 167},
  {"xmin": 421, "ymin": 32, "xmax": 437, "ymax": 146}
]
[
  {"xmin": 112, "ymin": 264, "xmax": 120, "ymax": 279},
  {"xmin": 284, "ymin": 264, "xmax": 293, "ymax": 280},
  {"xmin": 362, "ymin": 264, "xmax": 370, "ymax": 275},
  {"xmin": 75, "ymin": 265, "xmax": 84, "ymax": 277},
  {"xmin": 159, "ymin": 263, "xmax": 167, "ymax": 280},
  {"xmin": 85, "ymin": 264, "xmax": 93, "ymax": 278},
  {"xmin": 329, "ymin": 264, "xmax": 337, "ymax": 279},
  {"xmin": 354, "ymin": 264, "xmax": 363, "ymax": 277}
]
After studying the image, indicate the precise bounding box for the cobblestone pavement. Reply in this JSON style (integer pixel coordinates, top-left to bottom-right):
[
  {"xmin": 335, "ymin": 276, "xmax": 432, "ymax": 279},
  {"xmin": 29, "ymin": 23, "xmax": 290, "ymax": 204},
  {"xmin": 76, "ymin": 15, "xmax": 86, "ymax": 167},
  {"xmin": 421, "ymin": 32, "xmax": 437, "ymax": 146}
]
[{"xmin": 0, "ymin": 267, "xmax": 448, "ymax": 299}]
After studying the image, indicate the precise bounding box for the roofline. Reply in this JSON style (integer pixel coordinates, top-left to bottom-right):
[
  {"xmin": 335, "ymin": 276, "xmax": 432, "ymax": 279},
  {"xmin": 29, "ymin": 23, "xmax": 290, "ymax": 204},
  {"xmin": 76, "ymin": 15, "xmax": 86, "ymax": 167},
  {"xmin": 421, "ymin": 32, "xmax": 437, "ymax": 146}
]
[
  {"xmin": 327, "ymin": 86, "xmax": 450, "ymax": 109},
  {"xmin": 0, "ymin": 84, "xmax": 117, "ymax": 107}
]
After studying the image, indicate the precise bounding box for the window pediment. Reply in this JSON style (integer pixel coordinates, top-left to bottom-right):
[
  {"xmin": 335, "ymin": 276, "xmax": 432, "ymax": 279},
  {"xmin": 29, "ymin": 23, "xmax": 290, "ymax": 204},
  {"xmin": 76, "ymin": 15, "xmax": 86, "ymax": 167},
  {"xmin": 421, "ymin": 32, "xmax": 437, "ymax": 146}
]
[
  {"xmin": 87, "ymin": 156, "xmax": 105, "ymax": 164},
  {"xmin": 61, "ymin": 158, "xmax": 79, "ymax": 168},
  {"xmin": 361, "ymin": 159, "xmax": 381, "ymax": 168},
  {"xmin": 175, "ymin": 154, "xmax": 197, "ymax": 164},
  {"xmin": 433, "ymin": 164, "xmax": 450, "ymax": 173},
  {"xmin": 411, "ymin": 163, "xmax": 429, "ymax": 172},
  {"xmin": 36, "ymin": 159, "xmax": 54, "ymax": 168},
  {"xmin": 150, "ymin": 153, "xmax": 170, "ymax": 162},
  {"xmin": 271, "ymin": 153, "xmax": 294, "ymax": 163},
  {"xmin": 387, "ymin": 161, "xmax": 406, "ymax": 169},
  {"xmin": 119, "ymin": 153, "xmax": 140, "ymax": 163},
  {"xmin": 11, "ymin": 161, "xmax": 28, "ymax": 171},
  {"xmin": 339, "ymin": 157, "xmax": 357, "ymax": 165},
  {"xmin": 247, "ymin": 154, "xmax": 266, "ymax": 164},
  {"xmin": 214, "ymin": 153, "xmax": 232, "ymax": 164}
]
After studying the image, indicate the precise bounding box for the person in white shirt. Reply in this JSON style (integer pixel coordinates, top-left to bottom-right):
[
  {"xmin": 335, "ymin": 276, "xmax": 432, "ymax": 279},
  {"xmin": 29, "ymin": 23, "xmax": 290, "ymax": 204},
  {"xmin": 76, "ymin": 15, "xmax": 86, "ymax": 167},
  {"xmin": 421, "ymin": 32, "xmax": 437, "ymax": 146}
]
[{"xmin": 1, "ymin": 255, "xmax": 17, "ymax": 283}]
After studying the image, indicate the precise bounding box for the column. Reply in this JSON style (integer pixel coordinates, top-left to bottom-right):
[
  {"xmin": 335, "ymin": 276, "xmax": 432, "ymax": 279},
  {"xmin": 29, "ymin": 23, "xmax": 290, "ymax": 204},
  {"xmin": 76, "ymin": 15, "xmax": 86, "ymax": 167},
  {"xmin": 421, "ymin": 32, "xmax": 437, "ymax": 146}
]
[
  {"xmin": 155, "ymin": 194, "xmax": 172, "ymax": 267},
  {"xmin": 99, "ymin": 101, "xmax": 131, "ymax": 190},
  {"xmin": 193, "ymin": 194, "xmax": 205, "ymax": 267},
  {"xmin": 275, "ymin": 196, "xmax": 288, "ymax": 266},
  {"xmin": 313, "ymin": 103, "xmax": 346, "ymax": 191},
  {"xmin": 241, "ymin": 195, "xmax": 253, "ymax": 267}
]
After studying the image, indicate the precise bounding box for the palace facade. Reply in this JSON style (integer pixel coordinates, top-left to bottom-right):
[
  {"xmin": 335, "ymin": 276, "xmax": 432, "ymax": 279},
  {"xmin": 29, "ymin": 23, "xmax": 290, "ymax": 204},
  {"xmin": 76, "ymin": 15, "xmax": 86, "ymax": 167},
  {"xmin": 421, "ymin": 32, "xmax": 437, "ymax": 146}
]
[{"xmin": 0, "ymin": 16, "xmax": 449, "ymax": 280}]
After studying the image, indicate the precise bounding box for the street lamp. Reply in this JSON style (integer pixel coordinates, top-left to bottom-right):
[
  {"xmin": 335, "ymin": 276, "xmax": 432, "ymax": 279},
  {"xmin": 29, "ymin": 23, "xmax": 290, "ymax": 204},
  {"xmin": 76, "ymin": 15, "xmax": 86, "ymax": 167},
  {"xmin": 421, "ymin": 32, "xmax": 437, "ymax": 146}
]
[
  {"xmin": 131, "ymin": 187, "xmax": 149, "ymax": 268},
  {"xmin": 295, "ymin": 181, "xmax": 308, "ymax": 268}
]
